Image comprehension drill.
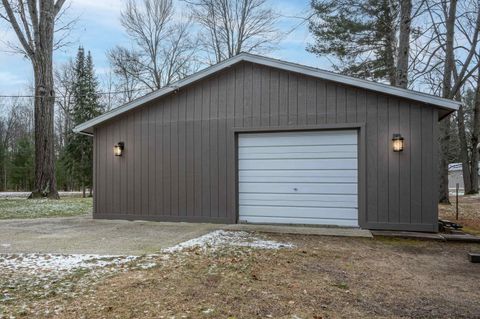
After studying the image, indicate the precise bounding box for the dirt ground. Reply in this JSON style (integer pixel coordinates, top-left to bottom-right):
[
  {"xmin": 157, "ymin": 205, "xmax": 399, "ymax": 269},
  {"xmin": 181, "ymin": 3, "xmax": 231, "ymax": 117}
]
[
  {"xmin": 4, "ymin": 233, "xmax": 478, "ymax": 319},
  {"xmin": 439, "ymin": 194, "xmax": 480, "ymax": 235}
]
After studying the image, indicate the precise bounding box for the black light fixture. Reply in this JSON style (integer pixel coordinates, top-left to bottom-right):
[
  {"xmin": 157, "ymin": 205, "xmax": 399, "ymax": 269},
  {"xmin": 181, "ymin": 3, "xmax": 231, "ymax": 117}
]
[
  {"xmin": 392, "ymin": 134, "xmax": 404, "ymax": 152},
  {"xmin": 114, "ymin": 142, "xmax": 124, "ymax": 156}
]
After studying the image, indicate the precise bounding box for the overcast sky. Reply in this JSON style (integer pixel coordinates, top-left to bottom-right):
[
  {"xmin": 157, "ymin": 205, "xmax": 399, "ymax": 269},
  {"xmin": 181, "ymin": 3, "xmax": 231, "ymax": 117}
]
[{"xmin": 0, "ymin": 0, "xmax": 328, "ymax": 96}]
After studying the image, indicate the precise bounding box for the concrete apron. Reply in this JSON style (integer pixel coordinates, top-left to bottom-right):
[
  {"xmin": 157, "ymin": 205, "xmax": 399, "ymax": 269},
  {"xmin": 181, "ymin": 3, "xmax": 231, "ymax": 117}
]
[{"xmin": 223, "ymin": 224, "xmax": 373, "ymax": 238}]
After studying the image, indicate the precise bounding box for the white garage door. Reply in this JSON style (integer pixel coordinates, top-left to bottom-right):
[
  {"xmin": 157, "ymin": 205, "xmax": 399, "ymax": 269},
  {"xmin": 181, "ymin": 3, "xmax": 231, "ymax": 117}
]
[{"xmin": 238, "ymin": 130, "xmax": 358, "ymax": 227}]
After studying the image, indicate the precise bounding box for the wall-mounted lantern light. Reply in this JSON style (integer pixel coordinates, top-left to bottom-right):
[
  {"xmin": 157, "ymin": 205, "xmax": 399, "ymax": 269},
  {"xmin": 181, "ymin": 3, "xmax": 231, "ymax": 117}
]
[
  {"xmin": 114, "ymin": 142, "xmax": 124, "ymax": 156},
  {"xmin": 392, "ymin": 134, "xmax": 404, "ymax": 152}
]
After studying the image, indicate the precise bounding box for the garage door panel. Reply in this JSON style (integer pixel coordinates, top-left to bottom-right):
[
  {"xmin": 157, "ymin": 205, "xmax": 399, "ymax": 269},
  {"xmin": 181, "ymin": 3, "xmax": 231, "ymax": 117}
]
[
  {"xmin": 239, "ymin": 131, "xmax": 357, "ymax": 147},
  {"xmin": 239, "ymin": 206, "xmax": 357, "ymax": 219},
  {"xmin": 240, "ymin": 198, "xmax": 357, "ymax": 208},
  {"xmin": 239, "ymin": 158, "xmax": 357, "ymax": 170},
  {"xmin": 239, "ymin": 193, "xmax": 358, "ymax": 205},
  {"xmin": 238, "ymin": 152, "xmax": 357, "ymax": 160},
  {"xmin": 238, "ymin": 144, "xmax": 357, "ymax": 154},
  {"xmin": 239, "ymin": 182, "xmax": 357, "ymax": 194},
  {"xmin": 240, "ymin": 216, "xmax": 359, "ymax": 227},
  {"xmin": 238, "ymin": 145, "xmax": 357, "ymax": 159},
  {"xmin": 239, "ymin": 170, "xmax": 358, "ymax": 183},
  {"xmin": 239, "ymin": 176, "xmax": 357, "ymax": 183},
  {"xmin": 240, "ymin": 169, "xmax": 357, "ymax": 178},
  {"xmin": 238, "ymin": 130, "xmax": 359, "ymax": 227}
]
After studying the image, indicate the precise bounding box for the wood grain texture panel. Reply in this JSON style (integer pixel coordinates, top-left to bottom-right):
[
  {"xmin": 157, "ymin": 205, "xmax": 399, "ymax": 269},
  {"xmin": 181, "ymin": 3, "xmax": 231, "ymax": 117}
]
[
  {"xmin": 398, "ymin": 101, "xmax": 411, "ymax": 223},
  {"xmin": 127, "ymin": 112, "xmax": 135, "ymax": 214},
  {"xmin": 177, "ymin": 91, "xmax": 187, "ymax": 217},
  {"xmin": 201, "ymin": 80, "xmax": 211, "ymax": 217},
  {"xmin": 336, "ymin": 85, "xmax": 346, "ymax": 123},
  {"xmin": 252, "ymin": 66, "xmax": 261, "ymax": 127},
  {"xmin": 316, "ymin": 80, "xmax": 327, "ymax": 124},
  {"xmin": 185, "ymin": 88, "xmax": 195, "ymax": 216},
  {"xmin": 270, "ymin": 69, "xmax": 280, "ymax": 126},
  {"xmin": 366, "ymin": 93, "xmax": 378, "ymax": 223},
  {"xmin": 377, "ymin": 95, "xmax": 389, "ymax": 223},
  {"xmin": 163, "ymin": 98, "xmax": 172, "ymax": 215},
  {"xmin": 170, "ymin": 95, "xmax": 180, "ymax": 217},
  {"xmin": 356, "ymin": 90, "xmax": 367, "ymax": 124},
  {"xmin": 306, "ymin": 78, "xmax": 316, "ymax": 125},
  {"xmin": 326, "ymin": 82, "xmax": 336, "ymax": 123},
  {"xmin": 346, "ymin": 87, "xmax": 357, "ymax": 123},
  {"xmin": 243, "ymin": 63, "xmax": 253, "ymax": 127},
  {"xmin": 141, "ymin": 106, "xmax": 149, "ymax": 215},
  {"xmin": 261, "ymin": 66, "xmax": 270, "ymax": 126},
  {"xmin": 288, "ymin": 73, "xmax": 298, "ymax": 125},
  {"xmin": 278, "ymin": 71, "xmax": 288, "ymax": 125},
  {"xmin": 226, "ymin": 67, "xmax": 236, "ymax": 220},
  {"xmin": 193, "ymin": 86, "xmax": 203, "ymax": 216},
  {"xmin": 297, "ymin": 76, "xmax": 307, "ymax": 125},
  {"xmin": 388, "ymin": 97, "xmax": 399, "ymax": 223},
  {"xmin": 421, "ymin": 106, "xmax": 434, "ymax": 225},
  {"xmin": 410, "ymin": 103, "xmax": 422, "ymax": 224},
  {"xmin": 134, "ymin": 111, "xmax": 142, "ymax": 215},
  {"xmin": 209, "ymin": 77, "xmax": 219, "ymax": 218},
  {"xmin": 217, "ymin": 73, "xmax": 228, "ymax": 218}
]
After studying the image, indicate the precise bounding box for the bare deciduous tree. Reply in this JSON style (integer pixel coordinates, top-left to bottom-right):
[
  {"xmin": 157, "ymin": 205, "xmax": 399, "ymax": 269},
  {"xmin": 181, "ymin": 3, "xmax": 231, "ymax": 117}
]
[
  {"xmin": 395, "ymin": 0, "xmax": 412, "ymax": 88},
  {"xmin": 471, "ymin": 71, "xmax": 480, "ymax": 193},
  {"xmin": 54, "ymin": 60, "xmax": 75, "ymax": 150},
  {"xmin": 185, "ymin": 0, "xmax": 281, "ymax": 64},
  {"xmin": 410, "ymin": 0, "xmax": 480, "ymax": 201},
  {"xmin": 108, "ymin": 0, "xmax": 198, "ymax": 99},
  {"xmin": 0, "ymin": 0, "xmax": 69, "ymax": 198}
]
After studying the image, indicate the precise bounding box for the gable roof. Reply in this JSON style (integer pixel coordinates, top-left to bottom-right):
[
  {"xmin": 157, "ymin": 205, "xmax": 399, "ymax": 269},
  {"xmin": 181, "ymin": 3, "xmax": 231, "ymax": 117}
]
[{"xmin": 74, "ymin": 53, "xmax": 460, "ymax": 135}]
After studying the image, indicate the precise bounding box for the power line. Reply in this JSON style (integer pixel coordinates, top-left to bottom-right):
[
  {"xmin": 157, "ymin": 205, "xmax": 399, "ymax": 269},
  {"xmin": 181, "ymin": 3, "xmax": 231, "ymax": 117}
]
[{"xmin": 0, "ymin": 88, "xmax": 148, "ymax": 99}]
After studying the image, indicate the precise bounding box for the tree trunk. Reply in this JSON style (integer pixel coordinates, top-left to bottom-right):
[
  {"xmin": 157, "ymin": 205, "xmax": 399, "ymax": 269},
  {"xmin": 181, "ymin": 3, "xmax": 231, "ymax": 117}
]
[
  {"xmin": 396, "ymin": 0, "xmax": 412, "ymax": 88},
  {"xmin": 384, "ymin": 2, "xmax": 397, "ymax": 86},
  {"xmin": 29, "ymin": 61, "xmax": 59, "ymax": 199},
  {"xmin": 438, "ymin": 0, "xmax": 458, "ymax": 204},
  {"xmin": 439, "ymin": 119, "xmax": 452, "ymax": 203},
  {"xmin": 457, "ymin": 103, "xmax": 473, "ymax": 193},
  {"xmin": 470, "ymin": 72, "xmax": 480, "ymax": 194}
]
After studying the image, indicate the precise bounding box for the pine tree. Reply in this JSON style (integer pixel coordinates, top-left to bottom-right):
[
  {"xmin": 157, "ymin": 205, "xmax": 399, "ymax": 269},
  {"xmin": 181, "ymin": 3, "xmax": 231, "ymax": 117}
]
[
  {"xmin": 307, "ymin": 0, "xmax": 398, "ymax": 84},
  {"xmin": 64, "ymin": 47, "xmax": 103, "ymax": 197}
]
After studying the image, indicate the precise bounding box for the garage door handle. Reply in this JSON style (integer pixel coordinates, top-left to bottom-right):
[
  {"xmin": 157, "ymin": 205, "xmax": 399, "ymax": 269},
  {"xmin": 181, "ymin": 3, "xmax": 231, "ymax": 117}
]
[{"xmin": 293, "ymin": 188, "xmax": 298, "ymax": 191}]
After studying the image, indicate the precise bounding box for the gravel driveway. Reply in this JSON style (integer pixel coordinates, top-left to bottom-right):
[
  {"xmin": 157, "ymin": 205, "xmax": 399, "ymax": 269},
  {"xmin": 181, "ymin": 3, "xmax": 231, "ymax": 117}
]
[{"xmin": 0, "ymin": 214, "xmax": 222, "ymax": 255}]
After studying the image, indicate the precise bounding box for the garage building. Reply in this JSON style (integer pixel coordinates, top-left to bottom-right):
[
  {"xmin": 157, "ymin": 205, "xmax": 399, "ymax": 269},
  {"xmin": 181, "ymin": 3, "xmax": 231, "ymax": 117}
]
[{"xmin": 74, "ymin": 53, "xmax": 460, "ymax": 232}]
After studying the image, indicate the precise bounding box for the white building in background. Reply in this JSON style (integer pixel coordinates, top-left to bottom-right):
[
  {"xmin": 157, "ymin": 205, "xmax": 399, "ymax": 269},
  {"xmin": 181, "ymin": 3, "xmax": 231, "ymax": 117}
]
[{"xmin": 448, "ymin": 162, "xmax": 480, "ymax": 194}]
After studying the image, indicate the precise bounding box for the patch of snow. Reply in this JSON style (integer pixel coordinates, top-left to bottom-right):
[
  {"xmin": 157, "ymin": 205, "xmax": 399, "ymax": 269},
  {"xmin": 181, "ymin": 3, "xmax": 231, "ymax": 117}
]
[
  {"xmin": 137, "ymin": 262, "xmax": 157, "ymax": 269},
  {"xmin": 163, "ymin": 230, "xmax": 294, "ymax": 253},
  {"xmin": 202, "ymin": 308, "xmax": 214, "ymax": 314},
  {"xmin": 0, "ymin": 253, "xmax": 137, "ymax": 274}
]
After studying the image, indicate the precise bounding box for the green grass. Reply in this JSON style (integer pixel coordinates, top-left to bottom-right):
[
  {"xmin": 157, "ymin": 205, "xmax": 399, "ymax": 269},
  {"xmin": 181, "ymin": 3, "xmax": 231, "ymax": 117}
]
[{"xmin": 0, "ymin": 197, "xmax": 92, "ymax": 219}]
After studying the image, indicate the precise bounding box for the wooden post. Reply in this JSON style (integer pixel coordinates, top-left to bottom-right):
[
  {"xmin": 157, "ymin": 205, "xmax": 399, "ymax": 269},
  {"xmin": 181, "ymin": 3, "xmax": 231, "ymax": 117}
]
[{"xmin": 455, "ymin": 183, "xmax": 459, "ymax": 220}]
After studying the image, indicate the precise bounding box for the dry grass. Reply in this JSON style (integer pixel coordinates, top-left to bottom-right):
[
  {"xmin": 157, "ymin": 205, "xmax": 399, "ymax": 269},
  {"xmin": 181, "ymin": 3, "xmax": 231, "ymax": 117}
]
[
  {"xmin": 18, "ymin": 234, "xmax": 480, "ymax": 319},
  {"xmin": 439, "ymin": 194, "xmax": 480, "ymax": 235}
]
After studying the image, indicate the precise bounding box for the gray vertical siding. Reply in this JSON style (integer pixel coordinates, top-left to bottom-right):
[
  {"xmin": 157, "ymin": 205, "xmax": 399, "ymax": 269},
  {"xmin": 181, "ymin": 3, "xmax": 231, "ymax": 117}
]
[{"xmin": 94, "ymin": 61, "xmax": 440, "ymax": 231}]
